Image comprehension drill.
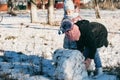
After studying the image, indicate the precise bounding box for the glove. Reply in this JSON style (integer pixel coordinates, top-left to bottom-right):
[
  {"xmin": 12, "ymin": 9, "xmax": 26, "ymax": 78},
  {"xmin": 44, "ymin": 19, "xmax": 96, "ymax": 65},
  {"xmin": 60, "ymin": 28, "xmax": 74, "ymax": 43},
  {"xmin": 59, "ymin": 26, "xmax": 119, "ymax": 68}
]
[{"xmin": 84, "ymin": 58, "xmax": 92, "ymax": 69}]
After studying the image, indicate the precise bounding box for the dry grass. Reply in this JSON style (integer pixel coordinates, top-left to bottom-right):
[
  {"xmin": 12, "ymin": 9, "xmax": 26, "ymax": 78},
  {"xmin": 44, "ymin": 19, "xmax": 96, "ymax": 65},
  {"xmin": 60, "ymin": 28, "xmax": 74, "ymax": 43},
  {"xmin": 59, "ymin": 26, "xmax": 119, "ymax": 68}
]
[
  {"xmin": 103, "ymin": 63, "xmax": 120, "ymax": 79},
  {"xmin": 0, "ymin": 73, "xmax": 16, "ymax": 80}
]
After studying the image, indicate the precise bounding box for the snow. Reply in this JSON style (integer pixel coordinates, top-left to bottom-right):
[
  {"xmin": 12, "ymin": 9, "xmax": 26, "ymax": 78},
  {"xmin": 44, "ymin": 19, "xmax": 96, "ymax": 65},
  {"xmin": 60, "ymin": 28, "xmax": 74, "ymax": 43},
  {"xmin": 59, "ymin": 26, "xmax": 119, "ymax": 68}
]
[{"xmin": 0, "ymin": 9, "xmax": 120, "ymax": 80}]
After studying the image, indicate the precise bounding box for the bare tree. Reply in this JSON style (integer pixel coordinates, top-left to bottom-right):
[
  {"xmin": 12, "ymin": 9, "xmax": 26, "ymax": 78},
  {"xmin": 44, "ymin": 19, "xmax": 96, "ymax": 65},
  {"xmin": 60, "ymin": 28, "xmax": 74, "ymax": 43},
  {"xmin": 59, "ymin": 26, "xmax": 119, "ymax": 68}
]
[
  {"xmin": 30, "ymin": 0, "xmax": 39, "ymax": 23},
  {"xmin": 40, "ymin": 0, "xmax": 47, "ymax": 10},
  {"xmin": 48, "ymin": 0, "xmax": 54, "ymax": 25},
  {"xmin": 7, "ymin": 0, "xmax": 14, "ymax": 13},
  {"xmin": 94, "ymin": 0, "xmax": 101, "ymax": 18},
  {"xmin": 103, "ymin": 0, "xmax": 116, "ymax": 10}
]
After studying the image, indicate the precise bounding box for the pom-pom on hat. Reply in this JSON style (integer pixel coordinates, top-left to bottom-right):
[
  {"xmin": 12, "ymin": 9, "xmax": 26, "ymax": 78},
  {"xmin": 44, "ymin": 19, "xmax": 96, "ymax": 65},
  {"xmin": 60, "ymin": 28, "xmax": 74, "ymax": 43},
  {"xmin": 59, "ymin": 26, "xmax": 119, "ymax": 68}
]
[{"xmin": 60, "ymin": 18, "xmax": 73, "ymax": 33}]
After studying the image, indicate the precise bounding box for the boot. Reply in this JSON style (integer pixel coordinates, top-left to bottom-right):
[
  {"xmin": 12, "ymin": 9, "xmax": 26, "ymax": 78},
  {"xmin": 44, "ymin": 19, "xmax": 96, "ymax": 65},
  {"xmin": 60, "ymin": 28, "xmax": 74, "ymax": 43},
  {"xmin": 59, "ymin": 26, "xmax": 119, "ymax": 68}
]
[{"xmin": 93, "ymin": 67, "xmax": 103, "ymax": 78}]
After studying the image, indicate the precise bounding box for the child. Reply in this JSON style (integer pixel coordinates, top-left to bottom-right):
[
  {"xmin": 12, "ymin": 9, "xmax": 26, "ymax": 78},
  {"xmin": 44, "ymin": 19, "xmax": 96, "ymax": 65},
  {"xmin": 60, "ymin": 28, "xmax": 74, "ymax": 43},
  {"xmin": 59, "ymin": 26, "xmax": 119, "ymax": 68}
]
[{"xmin": 59, "ymin": 0, "xmax": 82, "ymax": 49}]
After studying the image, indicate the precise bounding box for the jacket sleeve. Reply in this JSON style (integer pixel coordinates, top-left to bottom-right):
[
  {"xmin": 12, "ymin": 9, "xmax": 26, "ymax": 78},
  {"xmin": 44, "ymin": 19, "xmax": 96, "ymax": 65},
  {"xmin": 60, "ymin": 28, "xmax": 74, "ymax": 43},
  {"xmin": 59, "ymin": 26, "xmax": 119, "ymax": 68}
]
[
  {"xmin": 84, "ymin": 24, "xmax": 97, "ymax": 59},
  {"xmin": 85, "ymin": 32, "xmax": 97, "ymax": 59}
]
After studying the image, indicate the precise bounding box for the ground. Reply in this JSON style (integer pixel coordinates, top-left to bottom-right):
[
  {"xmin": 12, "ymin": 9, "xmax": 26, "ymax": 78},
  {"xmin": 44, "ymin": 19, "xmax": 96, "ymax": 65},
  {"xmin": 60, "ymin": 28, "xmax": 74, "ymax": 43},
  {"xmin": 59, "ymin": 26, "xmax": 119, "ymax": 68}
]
[{"xmin": 0, "ymin": 9, "xmax": 120, "ymax": 80}]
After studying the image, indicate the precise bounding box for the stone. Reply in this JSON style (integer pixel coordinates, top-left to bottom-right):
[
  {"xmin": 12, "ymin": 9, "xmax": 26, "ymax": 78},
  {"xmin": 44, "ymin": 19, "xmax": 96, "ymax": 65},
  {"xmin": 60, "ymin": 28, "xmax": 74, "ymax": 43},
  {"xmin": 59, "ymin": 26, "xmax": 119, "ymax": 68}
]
[{"xmin": 53, "ymin": 48, "xmax": 89, "ymax": 80}]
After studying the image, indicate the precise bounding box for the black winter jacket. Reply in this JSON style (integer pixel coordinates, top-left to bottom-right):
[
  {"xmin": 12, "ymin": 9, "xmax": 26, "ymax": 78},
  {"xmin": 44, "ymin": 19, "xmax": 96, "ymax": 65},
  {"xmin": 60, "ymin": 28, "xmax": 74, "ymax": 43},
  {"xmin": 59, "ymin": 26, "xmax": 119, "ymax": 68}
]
[{"xmin": 75, "ymin": 20, "xmax": 108, "ymax": 59}]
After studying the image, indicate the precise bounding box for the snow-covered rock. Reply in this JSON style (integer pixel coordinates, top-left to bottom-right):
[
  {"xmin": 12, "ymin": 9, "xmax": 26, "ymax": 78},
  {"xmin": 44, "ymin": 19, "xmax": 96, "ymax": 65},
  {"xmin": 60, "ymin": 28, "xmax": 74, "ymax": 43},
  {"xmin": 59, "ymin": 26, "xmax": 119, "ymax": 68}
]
[{"xmin": 53, "ymin": 49, "xmax": 89, "ymax": 80}]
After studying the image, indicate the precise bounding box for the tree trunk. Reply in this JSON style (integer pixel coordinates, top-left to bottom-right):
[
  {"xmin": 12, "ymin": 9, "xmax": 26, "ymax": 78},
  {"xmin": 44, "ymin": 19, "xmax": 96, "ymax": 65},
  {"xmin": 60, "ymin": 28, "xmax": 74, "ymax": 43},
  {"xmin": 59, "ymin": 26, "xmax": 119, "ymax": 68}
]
[
  {"xmin": 94, "ymin": 0, "xmax": 101, "ymax": 18},
  {"xmin": 48, "ymin": 0, "xmax": 54, "ymax": 25},
  {"xmin": 103, "ymin": 0, "xmax": 115, "ymax": 10},
  {"xmin": 41, "ymin": 0, "xmax": 46, "ymax": 10},
  {"xmin": 42, "ymin": 4, "xmax": 45, "ymax": 10},
  {"xmin": 30, "ymin": 0, "xmax": 39, "ymax": 23},
  {"xmin": 111, "ymin": 0, "xmax": 116, "ymax": 10}
]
